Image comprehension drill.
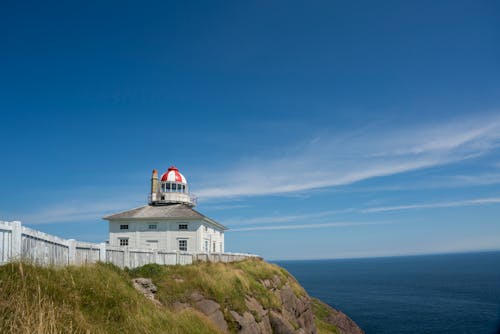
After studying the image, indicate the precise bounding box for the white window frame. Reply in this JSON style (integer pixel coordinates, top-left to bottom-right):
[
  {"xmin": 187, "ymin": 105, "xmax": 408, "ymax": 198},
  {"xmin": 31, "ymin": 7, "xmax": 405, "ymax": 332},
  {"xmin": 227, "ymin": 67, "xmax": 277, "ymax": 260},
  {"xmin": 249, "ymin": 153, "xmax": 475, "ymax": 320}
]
[
  {"xmin": 119, "ymin": 238, "xmax": 129, "ymax": 246},
  {"xmin": 120, "ymin": 224, "xmax": 129, "ymax": 230},
  {"xmin": 178, "ymin": 239, "xmax": 188, "ymax": 251},
  {"xmin": 178, "ymin": 224, "xmax": 188, "ymax": 230},
  {"xmin": 148, "ymin": 224, "xmax": 157, "ymax": 230}
]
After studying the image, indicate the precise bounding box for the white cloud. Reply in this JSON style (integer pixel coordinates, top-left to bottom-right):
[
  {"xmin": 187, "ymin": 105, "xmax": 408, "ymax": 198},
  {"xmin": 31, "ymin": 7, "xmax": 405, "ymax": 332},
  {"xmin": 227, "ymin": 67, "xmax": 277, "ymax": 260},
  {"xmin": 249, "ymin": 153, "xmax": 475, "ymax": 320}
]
[
  {"xmin": 362, "ymin": 197, "xmax": 500, "ymax": 213},
  {"xmin": 14, "ymin": 199, "xmax": 142, "ymax": 225},
  {"xmin": 201, "ymin": 204, "xmax": 254, "ymax": 211},
  {"xmin": 229, "ymin": 221, "xmax": 391, "ymax": 232},
  {"xmin": 196, "ymin": 114, "xmax": 500, "ymax": 199},
  {"xmin": 225, "ymin": 208, "xmax": 353, "ymax": 226}
]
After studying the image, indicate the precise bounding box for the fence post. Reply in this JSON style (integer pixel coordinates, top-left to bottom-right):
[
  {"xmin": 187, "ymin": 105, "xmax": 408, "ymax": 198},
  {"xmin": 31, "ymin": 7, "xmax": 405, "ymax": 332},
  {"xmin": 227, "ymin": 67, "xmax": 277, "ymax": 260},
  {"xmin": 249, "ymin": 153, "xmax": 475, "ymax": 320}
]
[
  {"xmin": 68, "ymin": 239, "xmax": 76, "ymax": 265},
  {"xmin": 99, "ymin": 242, "xmax": 106, "ymax": 262},
  {"xmin": 176, "ymin": 251, "xmax": 179, "ymax": 265},
  {"xmin": 10, "ymin": 221, "xmax": 22, "ymax": 261},
  {"xmin": 153, "ymin": 250, "xmax": 159, "ymax": 264},
  {"xmin": 124, "ymin": 248, "xmax": 130, "ymax": 268}
]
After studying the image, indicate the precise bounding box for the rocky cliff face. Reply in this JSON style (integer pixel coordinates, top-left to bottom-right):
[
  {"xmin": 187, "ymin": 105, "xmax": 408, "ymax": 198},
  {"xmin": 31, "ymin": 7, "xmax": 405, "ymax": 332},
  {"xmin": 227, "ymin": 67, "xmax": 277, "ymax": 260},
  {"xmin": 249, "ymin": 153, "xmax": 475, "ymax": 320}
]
[{"xmin": 131, "ymin": 259, "xmax": 364, "ymax": 334}]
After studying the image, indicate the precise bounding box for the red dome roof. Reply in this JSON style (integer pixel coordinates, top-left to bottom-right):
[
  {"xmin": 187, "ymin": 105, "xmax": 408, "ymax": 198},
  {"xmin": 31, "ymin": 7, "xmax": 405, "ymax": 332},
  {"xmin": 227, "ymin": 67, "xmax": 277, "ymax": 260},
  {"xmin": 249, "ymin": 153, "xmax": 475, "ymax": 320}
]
[{"xmin": 160, "ymin": 166, "xmax": 187, "ymax": 183}]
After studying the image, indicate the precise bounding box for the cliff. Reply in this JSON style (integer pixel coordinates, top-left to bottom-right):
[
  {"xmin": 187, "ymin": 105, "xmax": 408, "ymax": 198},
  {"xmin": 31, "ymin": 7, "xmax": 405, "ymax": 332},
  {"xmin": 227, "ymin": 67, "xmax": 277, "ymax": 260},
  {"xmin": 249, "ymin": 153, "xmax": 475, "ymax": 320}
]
[{"xmin": 0, "ymin": 259, "xmax": 363, "ymax": 334}]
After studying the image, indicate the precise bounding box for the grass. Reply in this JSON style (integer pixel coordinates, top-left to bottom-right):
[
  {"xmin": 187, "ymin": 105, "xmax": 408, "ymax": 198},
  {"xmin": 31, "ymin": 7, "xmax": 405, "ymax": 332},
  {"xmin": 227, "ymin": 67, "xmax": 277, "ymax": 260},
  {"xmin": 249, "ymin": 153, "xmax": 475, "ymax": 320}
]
[
  {"xmin": 0, "ymin": 259, "xmax": 339, "ymax": 334},
  {"xmin": 312, "ymin": 298, "xmax": 340, "ymax": 334},
  {"xmin": 128, "ymin": 259, "xmax": 313, "ymax": 332},
  {"xmin": 128, "ymin": 258, "xmax": 305, "ymax": 314},
  {"xmin": 0, "ymin": 262, "xmax": 219, "ymax": 334}
]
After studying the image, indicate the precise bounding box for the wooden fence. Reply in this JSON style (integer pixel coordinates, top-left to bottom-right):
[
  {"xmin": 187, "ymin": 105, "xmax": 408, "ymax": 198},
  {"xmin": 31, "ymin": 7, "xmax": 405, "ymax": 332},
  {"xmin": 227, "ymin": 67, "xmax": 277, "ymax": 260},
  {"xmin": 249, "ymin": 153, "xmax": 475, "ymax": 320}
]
[{"xmin": 0, "ymin": 221, "xmax": 256, "ymax": 268}]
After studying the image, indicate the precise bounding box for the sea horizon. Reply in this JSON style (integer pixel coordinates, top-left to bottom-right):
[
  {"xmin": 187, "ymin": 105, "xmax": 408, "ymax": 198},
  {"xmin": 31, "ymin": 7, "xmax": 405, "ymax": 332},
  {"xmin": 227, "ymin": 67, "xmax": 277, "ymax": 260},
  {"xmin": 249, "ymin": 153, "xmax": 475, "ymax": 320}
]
[
  {"xmin": 276, "ymin": 251, "xmax": 500, "ymax": 334},
  {"xmin": 270, "ymin": 248, "xmax": 500, "ymax": 262}
]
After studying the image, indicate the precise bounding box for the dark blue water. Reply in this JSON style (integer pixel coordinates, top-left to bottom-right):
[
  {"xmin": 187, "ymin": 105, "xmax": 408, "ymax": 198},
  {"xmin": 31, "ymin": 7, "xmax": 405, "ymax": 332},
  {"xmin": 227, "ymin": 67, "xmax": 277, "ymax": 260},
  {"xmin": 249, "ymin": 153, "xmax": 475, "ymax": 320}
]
[{"xmin": 276, "ymin": 252, "xmax": 500, "ymax": 334}]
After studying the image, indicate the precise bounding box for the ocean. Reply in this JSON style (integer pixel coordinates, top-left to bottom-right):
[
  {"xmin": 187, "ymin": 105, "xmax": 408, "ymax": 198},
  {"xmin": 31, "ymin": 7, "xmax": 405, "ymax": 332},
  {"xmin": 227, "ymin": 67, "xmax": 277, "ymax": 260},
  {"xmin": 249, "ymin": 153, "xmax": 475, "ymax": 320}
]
[{"xmin": 275, "ymin": 251, "xmax": 500, "ymax": 334}]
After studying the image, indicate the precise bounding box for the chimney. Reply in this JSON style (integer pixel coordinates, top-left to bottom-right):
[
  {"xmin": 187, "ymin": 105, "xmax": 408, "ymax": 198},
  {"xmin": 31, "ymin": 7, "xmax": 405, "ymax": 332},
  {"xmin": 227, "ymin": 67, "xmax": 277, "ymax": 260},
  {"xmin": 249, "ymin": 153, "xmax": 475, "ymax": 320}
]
[{"xmin": 151, "ymin": 169, "xmax": 158, "ymax": 203}]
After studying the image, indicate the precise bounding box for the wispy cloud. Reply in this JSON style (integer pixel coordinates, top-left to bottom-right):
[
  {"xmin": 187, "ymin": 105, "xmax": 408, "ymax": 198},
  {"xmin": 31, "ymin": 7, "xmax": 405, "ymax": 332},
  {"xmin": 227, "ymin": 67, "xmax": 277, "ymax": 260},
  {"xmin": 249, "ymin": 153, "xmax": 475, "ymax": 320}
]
[
  {"xmin": 201, "ymin": 204, "xmax": 254, "ymax": 211},
  {"xmin": 229, "ymin": 221, "xmax": 391, "ymax": 232},
  {"xmin": 223, "ymin": 195, "xmax": 500, "ymax": 230},
  {"xmin": 11, "ymin": 199, "xmax": 142, "ymax": 225},
  {"xmin": 196, "ymin": 114, "xmax": 500, "ymax": 199},
  {"xmin": 225, "ymin": 209, "xmax": 353, "ymax": 226},
  {"xmin": 362, "ymin": 197, "xmax": 500, "ymax": 213}
]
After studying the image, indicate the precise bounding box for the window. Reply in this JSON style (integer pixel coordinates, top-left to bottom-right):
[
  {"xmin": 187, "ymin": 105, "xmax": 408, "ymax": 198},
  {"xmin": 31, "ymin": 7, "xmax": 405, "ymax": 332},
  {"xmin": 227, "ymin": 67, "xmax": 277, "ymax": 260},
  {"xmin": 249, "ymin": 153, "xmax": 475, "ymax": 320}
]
[
  {"xmin": 178, "ymin": 224, "xmax": 188, "ymax": 230},
  {"xmin": 178, "ymin": 239, "xmax": 187, "ymax": 251},
  {"xmin": 148, "ymin": 224, "xmax": 157, "ymax": 230},
  {"xmin": 120, "ymin": 224, "xmax": 128, "ymax": 230},
  {"xmin": 212, "ymin": 242, "xmax": 216, "ymax": 253},
  {"xmin": 204, "ymin": 240, "xmax": 209, "ymax": 252},
  {"xmin": 119, "ymin": 238, "xmax": 129, "ymax": 246},
  {"xmin": 204, "ymin": 226, "xmax": 208, "ymax": 232}
]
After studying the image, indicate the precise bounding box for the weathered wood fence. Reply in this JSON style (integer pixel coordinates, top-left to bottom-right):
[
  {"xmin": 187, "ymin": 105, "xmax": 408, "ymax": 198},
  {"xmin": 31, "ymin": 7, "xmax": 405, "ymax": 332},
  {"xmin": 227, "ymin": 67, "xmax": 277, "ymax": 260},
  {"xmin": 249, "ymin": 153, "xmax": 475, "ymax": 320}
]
[{"xmin": 0, "ymin": 221, "xmax": 256, "ymax": 268}]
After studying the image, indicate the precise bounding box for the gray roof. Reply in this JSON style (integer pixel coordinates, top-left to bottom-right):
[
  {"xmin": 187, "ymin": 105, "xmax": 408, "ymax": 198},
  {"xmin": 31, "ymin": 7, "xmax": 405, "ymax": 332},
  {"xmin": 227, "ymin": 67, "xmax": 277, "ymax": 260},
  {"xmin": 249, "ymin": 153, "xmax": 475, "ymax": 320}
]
[{"xmin": 103, "ymin": 204, "xmax": 227, "ymax": 230}]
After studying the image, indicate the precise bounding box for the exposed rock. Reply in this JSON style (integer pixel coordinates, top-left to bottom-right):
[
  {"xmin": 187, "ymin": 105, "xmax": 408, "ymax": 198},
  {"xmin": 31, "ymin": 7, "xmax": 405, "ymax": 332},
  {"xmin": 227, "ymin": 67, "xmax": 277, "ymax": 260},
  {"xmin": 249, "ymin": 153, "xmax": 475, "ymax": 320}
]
[
  {"xmin": 190, "ymin": 291, "xmax": 228, "ymax": 333},
  {"xmin": 171, "ymin": 301, "xmax": 189, "ymax": 311},
  {"xmin": 261, "ymin": 274, "xmax": 282, "ymax": 291},
  {"xmin": 279, "ymin": 285, "xmax": 316, "ymax": 334},
  {"xmin": 195, "ymin": 299, "xmax": 220, "ymax": 316},
  {"xmin": 272, "ymin": 275, "xmax": 282, "ymax": 288},
  {"xmin": 245, "ymin": 296, "xmax": 267, "ymax": 318},
  {"xmin": 132, "ymin": 278, "xmax": 162, "ymax": 306},
  {"xmin": 190, "ymin": 291, "xmax": 204, "ymax": 302},
  {"xmin": 230, "ymin": 310, "xmax": 262, "ymax": 334},
  {"xmin": 269, "ymin": 310, "xmax": 295, "ymax": 334},
  {"xmin": 315, "ymin": 299, "xmax": 364, "ymax": 334},
  {"xmin": 258, "ymin": 314, "xmax": 273, "ymax": 333}
]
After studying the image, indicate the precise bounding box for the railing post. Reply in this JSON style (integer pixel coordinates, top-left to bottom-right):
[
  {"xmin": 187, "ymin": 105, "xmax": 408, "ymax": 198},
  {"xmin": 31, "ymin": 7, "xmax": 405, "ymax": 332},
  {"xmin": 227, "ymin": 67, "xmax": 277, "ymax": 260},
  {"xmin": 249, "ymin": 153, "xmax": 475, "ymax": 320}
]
[
  {"xmin": 124, "ymin": 248, "xmax": 130, "ymax": 268},
  {"xmin": 68, "ymin": 239, "xmax": 76, "ymax": 265},
  {"xmin": 99, "ymin": 242, "xmax": 106, "ymax": 262},
  {"xmin": 10, "ymin": 221, "xmax": 22, "ymax": 261},
  {"xmin": 153, "ymin": 249, "xmax": 159, "ymax": 264}
]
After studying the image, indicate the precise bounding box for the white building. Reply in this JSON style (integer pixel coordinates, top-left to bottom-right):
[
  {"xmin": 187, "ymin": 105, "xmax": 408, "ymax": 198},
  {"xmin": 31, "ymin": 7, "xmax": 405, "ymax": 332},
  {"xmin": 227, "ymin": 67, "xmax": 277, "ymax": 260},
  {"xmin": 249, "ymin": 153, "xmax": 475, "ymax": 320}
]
[{"xmin": 104, "ymin": 166, "xmax": 227, "ymax": 253}]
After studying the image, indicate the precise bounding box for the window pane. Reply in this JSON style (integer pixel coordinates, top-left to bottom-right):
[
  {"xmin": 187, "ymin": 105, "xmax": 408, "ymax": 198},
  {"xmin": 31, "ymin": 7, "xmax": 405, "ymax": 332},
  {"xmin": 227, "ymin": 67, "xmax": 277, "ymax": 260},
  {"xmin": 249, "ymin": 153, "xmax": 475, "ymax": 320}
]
[{"xmin": 178, "ymin": 239, "xmax": 187, "ymax": 251}]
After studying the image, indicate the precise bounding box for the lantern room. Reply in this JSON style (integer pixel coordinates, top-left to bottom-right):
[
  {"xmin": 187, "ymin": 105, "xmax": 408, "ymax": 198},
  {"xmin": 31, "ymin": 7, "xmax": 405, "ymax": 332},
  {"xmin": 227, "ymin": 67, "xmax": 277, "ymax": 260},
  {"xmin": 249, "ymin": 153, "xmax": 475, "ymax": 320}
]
[{"xmin": 149, "ymin": 166, "xmax": 196, "ymax": 206}]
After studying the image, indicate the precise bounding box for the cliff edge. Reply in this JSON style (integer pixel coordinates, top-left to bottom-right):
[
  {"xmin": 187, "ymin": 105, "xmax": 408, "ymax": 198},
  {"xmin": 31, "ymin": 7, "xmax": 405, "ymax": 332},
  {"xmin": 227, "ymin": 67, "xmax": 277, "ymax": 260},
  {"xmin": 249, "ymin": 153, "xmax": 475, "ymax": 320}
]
[{"xmin": 0, "ymin": 259, "xmax": 363, "ymax": 334}]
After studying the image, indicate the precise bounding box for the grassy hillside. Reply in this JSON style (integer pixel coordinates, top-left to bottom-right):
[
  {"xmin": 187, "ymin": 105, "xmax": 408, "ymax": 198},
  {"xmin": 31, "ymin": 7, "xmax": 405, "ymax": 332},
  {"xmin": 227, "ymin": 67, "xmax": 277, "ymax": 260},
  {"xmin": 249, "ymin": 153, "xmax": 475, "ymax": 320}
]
[
  {"xmin": 0, "ymin": 259, "xmax": 343, "ymax": 334},
  {"xmin": 0, "ymin": 262, "xmax": 219, "ymax": 334},
  {"xmin": 128, "ymin": 259, "xmax": 304, "ymax": 311}
]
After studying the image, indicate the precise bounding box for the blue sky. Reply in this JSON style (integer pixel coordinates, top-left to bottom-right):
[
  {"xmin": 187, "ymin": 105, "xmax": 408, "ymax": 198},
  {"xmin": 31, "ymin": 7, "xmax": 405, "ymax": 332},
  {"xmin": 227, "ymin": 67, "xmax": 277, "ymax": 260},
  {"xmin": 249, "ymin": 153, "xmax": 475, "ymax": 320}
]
[{"xmin": 1, "ymin": 1, "xmax": 499, "ymax": 260}]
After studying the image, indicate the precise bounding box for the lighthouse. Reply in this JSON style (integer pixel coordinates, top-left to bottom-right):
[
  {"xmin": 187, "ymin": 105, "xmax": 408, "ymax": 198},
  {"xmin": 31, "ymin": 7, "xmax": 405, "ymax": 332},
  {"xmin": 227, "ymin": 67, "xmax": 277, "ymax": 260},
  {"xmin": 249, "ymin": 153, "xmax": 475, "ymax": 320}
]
[
  {"xmin": 104, "ymin": 166, "xmax": 227, "ymax": 253},
  {"xmin": 149, "ymin": 166, "xmax": 195, "ymax": 206}
]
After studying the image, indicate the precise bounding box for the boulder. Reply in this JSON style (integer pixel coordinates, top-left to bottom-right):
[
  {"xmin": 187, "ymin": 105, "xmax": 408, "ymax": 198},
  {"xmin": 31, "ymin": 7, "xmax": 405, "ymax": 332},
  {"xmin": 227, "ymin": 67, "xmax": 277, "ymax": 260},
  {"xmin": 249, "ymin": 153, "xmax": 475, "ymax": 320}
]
[
  {"xmin": 279, "ymin": 285, "xmax": 316, "ymax": 334},
  {"xmin": 190, "ymin": 292, "xmax": 228, "ymax": 333},
  {"xmin": 132, "ymin": 278, "xmax": 161, "ymax": 306},
  {"xmin": 269, "ymin": 310, "xmax": 295, "ymax": 334},
  {"xmin": 230, "ymin": 311, "xmax": 262, "ymax": 334}
]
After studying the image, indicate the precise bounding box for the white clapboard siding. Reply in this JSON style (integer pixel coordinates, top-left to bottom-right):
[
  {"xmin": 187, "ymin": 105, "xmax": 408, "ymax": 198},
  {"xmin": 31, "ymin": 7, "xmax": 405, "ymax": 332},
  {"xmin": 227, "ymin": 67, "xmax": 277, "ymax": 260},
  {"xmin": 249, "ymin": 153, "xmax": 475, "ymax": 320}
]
[{"xmin": 0, "ymin": 221, "xmax": 258, "ymax": 268}]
